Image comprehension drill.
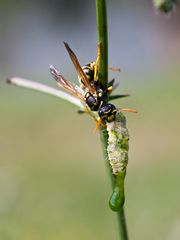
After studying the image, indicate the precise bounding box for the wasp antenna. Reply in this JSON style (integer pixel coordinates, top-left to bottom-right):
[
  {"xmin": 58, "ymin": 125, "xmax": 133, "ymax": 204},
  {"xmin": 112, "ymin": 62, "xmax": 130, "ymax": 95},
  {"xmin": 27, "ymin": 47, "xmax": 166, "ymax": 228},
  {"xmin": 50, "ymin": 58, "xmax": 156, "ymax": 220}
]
[{"xmin": 118, "ymin": 108, "xmax": 138, "ymax": 113}]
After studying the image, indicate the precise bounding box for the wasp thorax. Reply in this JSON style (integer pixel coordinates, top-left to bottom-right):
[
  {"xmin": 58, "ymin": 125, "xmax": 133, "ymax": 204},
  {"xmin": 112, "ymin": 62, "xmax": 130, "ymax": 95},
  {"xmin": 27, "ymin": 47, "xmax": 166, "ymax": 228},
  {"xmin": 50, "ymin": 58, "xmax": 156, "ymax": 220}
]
[
  {"xmin": 98, "ymin": 104, "xmax": 117, "ymax": 122},
  {"xmin": 85, "ymin": 92, "xmax": 100, "ymax": 111},
  {"xmin": 97, "ymin": 89, "xmax": 103, "ymax": 98}
]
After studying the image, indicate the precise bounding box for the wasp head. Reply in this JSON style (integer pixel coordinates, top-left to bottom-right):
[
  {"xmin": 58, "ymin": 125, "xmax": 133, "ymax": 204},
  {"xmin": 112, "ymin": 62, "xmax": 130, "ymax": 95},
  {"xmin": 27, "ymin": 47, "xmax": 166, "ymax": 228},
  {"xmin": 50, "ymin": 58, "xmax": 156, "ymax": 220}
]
[{"xmin": 98, "ymin": 104, "xmax": 117, "ymax": 122}]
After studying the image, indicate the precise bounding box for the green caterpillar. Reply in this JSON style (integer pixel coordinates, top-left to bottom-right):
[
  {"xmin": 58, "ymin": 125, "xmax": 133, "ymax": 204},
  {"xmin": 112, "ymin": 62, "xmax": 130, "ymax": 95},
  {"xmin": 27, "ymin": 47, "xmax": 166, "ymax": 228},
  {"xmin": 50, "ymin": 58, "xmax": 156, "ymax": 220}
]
[{"xmin": 106, "ymin": 112, "xmax": 129, "ymax": 211}]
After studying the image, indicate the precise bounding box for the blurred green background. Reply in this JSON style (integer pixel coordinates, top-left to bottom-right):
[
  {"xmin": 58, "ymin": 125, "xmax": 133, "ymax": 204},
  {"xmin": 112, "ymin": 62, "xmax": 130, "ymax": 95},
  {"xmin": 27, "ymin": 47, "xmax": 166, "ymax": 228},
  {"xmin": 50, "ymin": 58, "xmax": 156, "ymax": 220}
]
[{"xmin": 1, "ymin": 0, "xmax": 180, "ymax": 239}]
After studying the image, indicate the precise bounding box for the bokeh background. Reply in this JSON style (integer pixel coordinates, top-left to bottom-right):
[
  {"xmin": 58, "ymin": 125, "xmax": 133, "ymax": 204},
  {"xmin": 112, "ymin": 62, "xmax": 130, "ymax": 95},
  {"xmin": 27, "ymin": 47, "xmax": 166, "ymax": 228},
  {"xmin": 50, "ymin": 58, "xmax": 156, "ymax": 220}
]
[{"xmin": 1, "ymin": 0, "xmax": 180, "ymax": 239}]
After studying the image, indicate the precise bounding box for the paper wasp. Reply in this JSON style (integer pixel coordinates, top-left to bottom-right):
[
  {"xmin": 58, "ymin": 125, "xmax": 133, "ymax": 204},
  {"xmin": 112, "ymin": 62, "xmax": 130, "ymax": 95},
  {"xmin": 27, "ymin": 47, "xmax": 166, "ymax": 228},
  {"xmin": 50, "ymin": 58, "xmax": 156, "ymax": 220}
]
[{"xmin": 50, "ymin": 42, "xmax": 137, "ymax": 127}]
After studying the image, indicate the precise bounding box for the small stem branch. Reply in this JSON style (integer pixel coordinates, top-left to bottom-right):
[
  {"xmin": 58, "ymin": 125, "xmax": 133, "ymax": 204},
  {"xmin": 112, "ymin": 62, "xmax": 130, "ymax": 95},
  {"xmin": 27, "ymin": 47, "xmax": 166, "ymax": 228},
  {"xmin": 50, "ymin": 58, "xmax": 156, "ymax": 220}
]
[
  {"xmin": 96, "ymin": 0, "xmax": 128, "ymax": 239},
  {"xmin": 7, "ymin": 77, "xmax": 83, "ymax": 108}
]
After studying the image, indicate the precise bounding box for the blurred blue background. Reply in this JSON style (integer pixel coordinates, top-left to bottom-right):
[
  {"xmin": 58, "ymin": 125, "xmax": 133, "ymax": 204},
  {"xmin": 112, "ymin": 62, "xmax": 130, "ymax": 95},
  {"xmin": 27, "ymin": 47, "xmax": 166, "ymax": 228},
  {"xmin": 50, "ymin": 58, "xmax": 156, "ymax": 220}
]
[{"xmin": 0, "ymin": 0, "xmax": 180, "ymax": 239}]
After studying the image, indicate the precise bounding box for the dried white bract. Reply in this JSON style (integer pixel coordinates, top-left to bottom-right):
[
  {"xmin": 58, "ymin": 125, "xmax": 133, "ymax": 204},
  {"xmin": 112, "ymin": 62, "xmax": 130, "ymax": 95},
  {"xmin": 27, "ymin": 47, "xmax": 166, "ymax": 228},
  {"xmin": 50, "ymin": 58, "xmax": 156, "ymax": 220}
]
[{"xmin": 106, "ymin": 112, "xmax": 129, "ymax": 175}]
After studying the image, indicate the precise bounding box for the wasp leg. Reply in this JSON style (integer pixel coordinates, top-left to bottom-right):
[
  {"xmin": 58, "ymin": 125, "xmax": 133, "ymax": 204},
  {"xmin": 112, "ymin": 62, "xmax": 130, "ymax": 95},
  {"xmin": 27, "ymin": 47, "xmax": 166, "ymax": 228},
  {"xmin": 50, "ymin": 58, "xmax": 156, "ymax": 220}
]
[
  {"xmin": 91, "ymin": 43, "xmax": 101, "ymax": 82},
  {"xmin": 107, "ymin": 78, "xmax": 120, "ymax": 94},
  {"xmin": 94, "ymin": 118, "xmax": 106, "ymax": 132},
  {"xmin": 106, "ymin": 78, "xmax": 115, "ymax": 94},
  {"xmin": 81, "ymin": 106, "xmax": 105, "ymax": 131},
  {"xmin": 77, "ymin": 109, "xmax": 85, "ymax": 114},
  {"xmin": 81, "ymin": 106, "xmax": 100, "ymax": 124},
  {"xmin": 108, "ymin": 78, "xmax": 115, "ymax": 87},
  {"xmin": 107, "ymin": 85, "xmax": 113, "ymax": 94},
  {"xmin": 108, "ymin": 66, "xmax": 121, "ymax": 72},
  {"xmin": 94, "ymin": 43, "xmax": 101, "ymax": 81}
]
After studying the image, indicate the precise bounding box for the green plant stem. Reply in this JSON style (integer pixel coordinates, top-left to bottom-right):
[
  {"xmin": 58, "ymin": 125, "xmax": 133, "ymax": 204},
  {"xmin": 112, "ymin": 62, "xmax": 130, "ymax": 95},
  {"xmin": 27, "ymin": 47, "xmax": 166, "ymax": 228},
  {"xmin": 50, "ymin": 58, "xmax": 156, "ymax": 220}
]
[
  {"xmin": 96, "ymin": 0, "xmax": 128, "ymax": 239},
  {"xmin": 100, "ymin": 129, "xmax": 128, "ymax": 240},
  {"xmin": 118, "ymin": 208, "xmax": 128, "ymax": 240},
  {"xmin": 96, "ymin": 0, "xmax": 108, "ymax": 90}
]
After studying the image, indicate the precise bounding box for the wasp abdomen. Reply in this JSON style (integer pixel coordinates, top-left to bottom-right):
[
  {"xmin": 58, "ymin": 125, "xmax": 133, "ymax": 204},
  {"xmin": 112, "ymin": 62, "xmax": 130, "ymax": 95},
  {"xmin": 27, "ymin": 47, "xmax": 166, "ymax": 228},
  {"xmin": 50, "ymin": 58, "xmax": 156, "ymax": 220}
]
[{"xmin": 78, "ymin": 64, "xmax": 94, "ymax": 85}]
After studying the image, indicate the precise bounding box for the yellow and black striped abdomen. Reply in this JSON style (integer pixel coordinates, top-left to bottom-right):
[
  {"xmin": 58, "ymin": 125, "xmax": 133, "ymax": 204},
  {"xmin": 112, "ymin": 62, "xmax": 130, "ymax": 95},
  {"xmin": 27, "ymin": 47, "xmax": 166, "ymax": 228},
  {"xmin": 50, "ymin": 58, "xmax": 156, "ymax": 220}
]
[{"xmin": 78, "ymin": 63, "xmax": 94, "ymax": 86}]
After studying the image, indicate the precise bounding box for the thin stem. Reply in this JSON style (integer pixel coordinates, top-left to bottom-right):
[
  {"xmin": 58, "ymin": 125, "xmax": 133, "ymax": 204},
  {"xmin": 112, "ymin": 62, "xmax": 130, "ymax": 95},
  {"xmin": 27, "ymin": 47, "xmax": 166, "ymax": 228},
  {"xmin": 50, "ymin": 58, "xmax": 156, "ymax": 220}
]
[
  {"xmin": 96, "ymin": 0, "xmax": 108, "ymax": 90},
  {"xmin": 96, "ymin": 0, "xmax": 128, "ymax": 239},
  {"xmin": 118, "ymin": 208, "xmax": 129, "ymax": 240}
]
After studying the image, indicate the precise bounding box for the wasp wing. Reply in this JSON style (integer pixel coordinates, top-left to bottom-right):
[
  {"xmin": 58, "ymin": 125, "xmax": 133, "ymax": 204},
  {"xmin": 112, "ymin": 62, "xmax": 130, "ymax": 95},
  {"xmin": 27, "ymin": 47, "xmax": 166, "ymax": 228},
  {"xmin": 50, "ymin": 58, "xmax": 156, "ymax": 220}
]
[
  {"xmin": 50, "ymin": 65, "xmax": 84, "ymax": 102},
  {"xmin": 64, "ymin": 42, "xmax": 96, "ymax": 94}
]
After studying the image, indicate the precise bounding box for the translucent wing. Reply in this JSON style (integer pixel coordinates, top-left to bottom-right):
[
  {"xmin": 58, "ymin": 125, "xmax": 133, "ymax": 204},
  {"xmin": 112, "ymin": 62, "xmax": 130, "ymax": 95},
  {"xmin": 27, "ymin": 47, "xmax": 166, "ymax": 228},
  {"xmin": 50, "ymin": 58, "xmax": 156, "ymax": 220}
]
[
  {"xmin": 64, "ymin": 42, "xmax": 96, "ymax": 94},
  {"xmin": 50, "ymin": 65, "xmax": 84, "ymax": 102}
]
